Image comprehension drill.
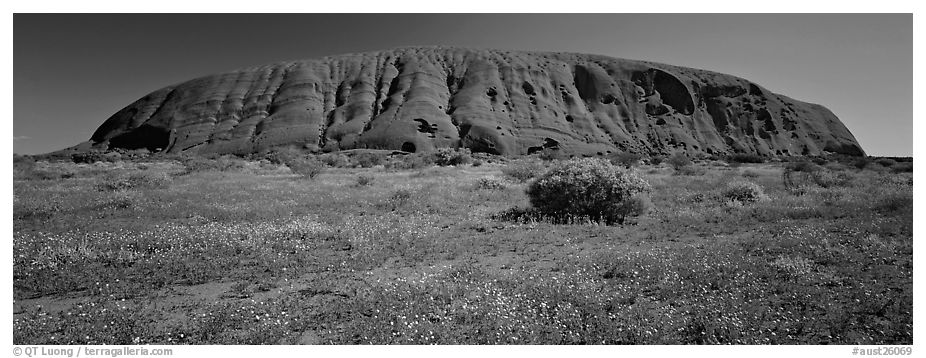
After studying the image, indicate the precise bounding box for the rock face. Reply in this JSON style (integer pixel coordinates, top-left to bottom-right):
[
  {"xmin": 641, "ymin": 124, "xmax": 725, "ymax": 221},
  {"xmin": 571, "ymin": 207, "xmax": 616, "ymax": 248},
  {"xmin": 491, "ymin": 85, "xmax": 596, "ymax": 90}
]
[{"xmin": 88, "ymin": 47, "xmax": 864, "ymax": 157}]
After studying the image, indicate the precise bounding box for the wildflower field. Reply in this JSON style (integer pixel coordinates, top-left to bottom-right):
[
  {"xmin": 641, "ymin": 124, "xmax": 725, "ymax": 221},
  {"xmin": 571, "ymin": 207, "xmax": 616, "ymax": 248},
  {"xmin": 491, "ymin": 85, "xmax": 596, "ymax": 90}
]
[{"xmin": 12, "ymin": 154, "xmax": 913, "ymax": 344}]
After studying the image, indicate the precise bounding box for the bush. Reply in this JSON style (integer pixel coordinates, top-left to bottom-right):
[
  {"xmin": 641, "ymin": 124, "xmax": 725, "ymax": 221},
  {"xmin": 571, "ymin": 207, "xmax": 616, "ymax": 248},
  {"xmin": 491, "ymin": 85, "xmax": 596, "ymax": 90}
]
[
  {"xmin": 104, "ymin": 190, "xmax": 142, "ymax": 210},
  {"xmin": 618, "ymin": 194, "xmax": 655, "ymax": 222},
  {"xmin": 741, "ymin": 169, "xmax": 761, "ymax": 178},
  {"xmin": 263, "ymin": 147, "xmax": 305, "ymax": 165},
  {"xmin": 810, "ymin": 170, "xmax": 854, "ymax": 188},
  {"xmin": 284, "ymin": 157, "xmax": 325, "ymax": 179},
  {"xmin": 721, "ymin": 181, "xmax": 769, "ymax": 203},
  {"xmin": 501, "ymin": 159, "xmax": 545, "ymax": 182},
  {"xmin": 727, "ymin": 153, "xmax": 765, "ymax": 164},
  {"xmin": 98, "ymin": 171, "xmax": 172, "ymax": 191},
  {"xmin": 116, "ymin": 148, "xmax": 152, "ymax": 160},
  {"xmin": 354, "ymin": 152, "xmax": 387, "ymax": 168},
  {"xmin": 537, "ymin": 149, "xmax": 566, "ymax": 161},
  {"xmin": 525, "ymin": 158, "xmax": 652, "ymax": 225},
  {"xmin": 666, "ymin": 153, "xmax": 692, "ymax": 171},
  {"xmin": 388, "ymin": 153, "xmax": 434, "ymax": 170},
  {"xmin": 674, "ymin": 165, "xmax": 705, "ymax": 176},
  {"xmin": 609, "ymin": 152, "xmax": 642, "ymax": 168},
  {"xmin": 782, "ymin": 161, "xmax": 821, "ymax": 189},
  {"xmin": 875, "ymin": 158, "xmax": 898, "ymax": 168},
  {"xmin": 852, "ymin": 157, "xmax": 871, "ymax": 170},
  {"xmin": 786, "ymin": 161, "xmax": 822, "ymax": 173},
  {"xmin": 380, "ymin": 189, "xmax": 414, "ymax": 211},
  {"xmin": 215, "ymin": 156, "xmax": 247, "ymax": 171},
  {"xmin": 782, "ymin": 161, "xmax": 852, "ymax": 189},
  {"xmin": 354, "ymin": 174, "xmax": 375, "ymax": 187},
  {"xmin": 318, "ymin": 153, "xmax": 351, "ymax": 168},
  {"xmin": 810, "ymin": 157, "xmax": 829, "ymax": 165},
  {"xmin": 474, "ymin": 177, "xmax": 507, "ymax": 190},
  {"xmin": 178, "ymin": 155, "xmax": 248, "ymax": 174},
  {"xmin": 434, "ymin": 148, "xmax": 472, "ymax": 166},
  {"xmin": 13, "ymin": 156, "xmax": 37, "ymax": 178},
  {"xmin": 13, "ymin": 154, "xmax": 34, "ymax": 164},
  {"xmin": 14, "ymin": 162, "xmax": 75, "ymax": 181},
  {"xmin": 71, "ymin": 151, "xmax": 121, "ymax": 164},
  {"xmin": 891, "ymin": 162, "xmax": 913, "ymax": 173}
]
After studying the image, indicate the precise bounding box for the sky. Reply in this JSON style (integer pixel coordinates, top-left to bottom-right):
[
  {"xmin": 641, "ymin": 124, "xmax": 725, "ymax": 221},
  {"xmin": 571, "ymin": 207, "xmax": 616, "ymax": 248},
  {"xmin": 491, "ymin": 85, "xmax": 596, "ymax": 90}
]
[{"xmin": 13, "ymin": 13, "xmax": 912, "ymax": 156}]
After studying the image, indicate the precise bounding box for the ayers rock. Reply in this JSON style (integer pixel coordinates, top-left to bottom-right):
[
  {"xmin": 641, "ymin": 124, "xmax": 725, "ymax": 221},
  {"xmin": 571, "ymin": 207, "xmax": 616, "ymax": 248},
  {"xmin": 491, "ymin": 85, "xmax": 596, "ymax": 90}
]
[{"xmin": 85, "ymin": 47, "xmax": 864, "ymax": 157}]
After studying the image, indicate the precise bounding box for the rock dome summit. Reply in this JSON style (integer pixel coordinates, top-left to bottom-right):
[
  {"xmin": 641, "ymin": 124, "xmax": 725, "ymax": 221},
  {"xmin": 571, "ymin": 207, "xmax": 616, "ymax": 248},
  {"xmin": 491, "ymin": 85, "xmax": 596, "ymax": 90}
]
[{"xmin": 83, "ymin": 47, "xmax": 865, "ymax": 157}]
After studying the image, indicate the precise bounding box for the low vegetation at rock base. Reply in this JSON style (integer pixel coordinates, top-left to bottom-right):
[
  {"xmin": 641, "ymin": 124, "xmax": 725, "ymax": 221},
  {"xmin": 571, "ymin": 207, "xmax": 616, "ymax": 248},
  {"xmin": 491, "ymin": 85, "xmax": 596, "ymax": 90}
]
[
  {"xmin": 13, "ymin": 152, "xmax": 912, "ymax": 345},
  {"xmin": 721, "ymin": 181, "xmax": 769, "ymax": 203}
]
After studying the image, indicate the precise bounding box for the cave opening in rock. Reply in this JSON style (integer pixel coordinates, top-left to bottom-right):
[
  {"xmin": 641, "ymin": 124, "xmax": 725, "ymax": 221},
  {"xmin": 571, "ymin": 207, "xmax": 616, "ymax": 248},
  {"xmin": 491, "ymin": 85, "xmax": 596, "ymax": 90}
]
[{"xmin": 401, "ymin": 142, "xmax": 417, "ymax": 153}]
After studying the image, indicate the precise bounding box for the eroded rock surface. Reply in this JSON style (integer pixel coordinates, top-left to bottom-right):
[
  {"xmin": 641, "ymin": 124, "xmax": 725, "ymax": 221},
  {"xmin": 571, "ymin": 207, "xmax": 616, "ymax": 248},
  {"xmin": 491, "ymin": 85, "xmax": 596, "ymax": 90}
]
[{"xmin": 87, "ymin": 47, "xmax": 864, "ymax": 157}]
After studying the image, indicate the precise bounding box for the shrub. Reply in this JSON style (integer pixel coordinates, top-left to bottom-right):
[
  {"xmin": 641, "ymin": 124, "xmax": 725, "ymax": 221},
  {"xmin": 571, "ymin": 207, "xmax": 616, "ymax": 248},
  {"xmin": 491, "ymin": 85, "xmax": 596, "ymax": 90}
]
[
  {"xmin": 14, "ymin": 163, "xmax": 75, "ymax": 181},
  {"xmin": 810, "ymin": 170, "xmax": 854, "ymax": 188},
  {"xmin": 810, "ymin": 157, "xmax": 829, "ymax": 165},
  {"xmin": 388, "ymin": 153, "xmax": 433, "ymax": 170},
  {"xmin": 609, "ymin": 152, "xmax": 642, "ymax": 168},
  {"xmin": 98, "ymin": 171, "xmax": 172, "ymax": 191},
  {"xmin": 537, "ymin": 148, "xmax": 566, "ymax": 161},
  {"xmin": 354, "ymin": 152, "xmax": 387, "ymax": 168},
  {"xmin": 71, "ymin": 151, "xmax": 121, "ymax": 164},
  {"xmin": 104, "ymin": 190, "xmax": 142, "ymax": 210},
  {"xmin": 618, "ymin": 194, "xmax": 654, "ymax": 222},
  {"xmin": 782, "ymin": 161, "xmax": 852, "ymax": 189},
  {"xmin": 786, "ymin": 161, "xmax": 822, "ymax": 173},
  {"xmin": 741, "ymin": 169, "xmax": 761, "ymax": 178},
  {"xmin": 501, "ymin": 159, "xmax": 545, "ymax": 182},
  {"xmin": 263, "ymin": 147, "xmax": 305, "ymax": 165},
  {"xmin": 666, "ymin": 153, "xmax": 692, "ymax": 171},
  {"xmin": 318, "ymin": 153, "xmax": 351, "ymax": 168},
  {"xmin": 215, "ymin": 155, "xmax": 248, "ymax": 171},
  {"xmin": 721, "ymin": 180, "xmax": 769, "ymax": 203},
  {"xmin": 284, "ymin": 157, "xmax": 325, "ymax": 179},
  {"xmin": 13, "ymin": 156, "xmax": 37, "ymax": 178},
  {"xmin": 852, "ymin": 157, "xmax": 871, "ymax": 170},
  {"xmin": 727, "ymin": 153, "xmax": 765, "ymax": 164},
  {"xmin": 891, "ymin": 162, "xmax": 913, "ymax": 173},
  {"xmin": 474, "ymin": 177, "xmax": 507, "ymax": 190},
  {"xmin": 380, "ymin": 189, "xmax": 414, "ymax": 211},
  {"xmin": 178, "ymin": 155, "xmax": 247, "ymax": 174},
  {"xmin": 434, "ymin": 148, "xmax": 472, "ymax": 166},
  {"xmin": 649, "ymin": 155, "xmax": 665, "ymax": 165},
  {"xmin": 354, "ymin": 174, "xmax": 375, "ymax": 187},
  {"xmin": 117, "ymin": 148, "xmax": 152, "ymax": 160},
  {"xmin": 675, "ymin": 165, "xmax": 705, "ymax": 176},
  {"xmin": 874, "ymin": 193, "xmax": 913, "ymax": 213},
  {"xmin": 782, "ymin": 161, "xmax": 821, "ymax": 189},
  {"xmin": 875, "ymin": 158, "xmax": 897, "ymax": 168},
  {"xmin": 525, "ymin": 158, "xmax": 652, "ymax": 225}
]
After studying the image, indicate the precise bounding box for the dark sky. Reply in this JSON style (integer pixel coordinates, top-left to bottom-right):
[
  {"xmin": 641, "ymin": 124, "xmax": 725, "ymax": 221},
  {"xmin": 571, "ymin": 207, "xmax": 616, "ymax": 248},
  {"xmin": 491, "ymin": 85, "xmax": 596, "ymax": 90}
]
[{"xmin": 13, "ymin": 13, "xmax": 912, "ymax": 156}]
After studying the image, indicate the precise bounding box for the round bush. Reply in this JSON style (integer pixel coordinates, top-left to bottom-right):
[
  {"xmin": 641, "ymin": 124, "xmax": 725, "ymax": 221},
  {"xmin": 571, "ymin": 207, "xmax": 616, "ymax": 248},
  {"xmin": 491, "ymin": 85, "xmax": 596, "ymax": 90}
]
[
  {"xmin": 666, "ymin": 153, "xmax": 692, "ymax": 170},
  {"xmin": 434, "ymin": 148, "xmax": 472, "ymax": 166},
  {"xmin": 722, "ymin": 180, "xmax": 769, "ymax": 203},
  {"xmin": 285, "ymin": 157, "xmax": 325, "ymax": 179},
  {"xmin": 526, "ymin": 158, "xmax": 652, "ymax": 225}
]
